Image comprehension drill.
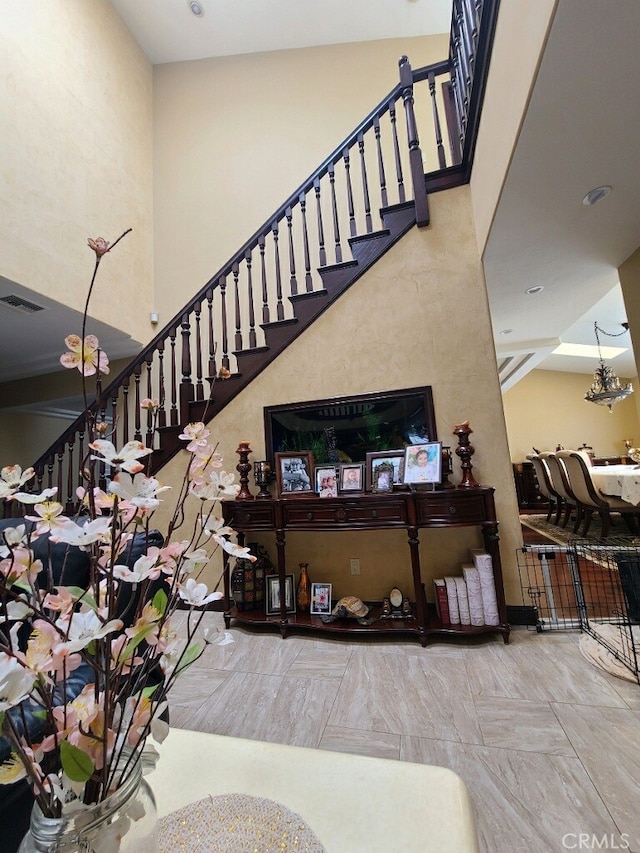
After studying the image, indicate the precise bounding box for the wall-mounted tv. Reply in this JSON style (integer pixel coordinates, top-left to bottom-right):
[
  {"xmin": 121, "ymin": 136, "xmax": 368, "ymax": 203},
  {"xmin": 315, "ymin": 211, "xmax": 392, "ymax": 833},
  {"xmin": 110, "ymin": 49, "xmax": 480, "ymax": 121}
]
[{"xmin": 264, "ymin": 387, "xmax": 437, "ymax": 464}]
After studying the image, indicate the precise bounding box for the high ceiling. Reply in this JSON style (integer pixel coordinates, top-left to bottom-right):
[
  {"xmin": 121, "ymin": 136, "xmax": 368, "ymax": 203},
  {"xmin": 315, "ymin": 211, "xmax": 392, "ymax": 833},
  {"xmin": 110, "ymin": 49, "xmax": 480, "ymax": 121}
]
[{"xmin": 3, "ymin": 0, "xmax": 639, "ymax": 391}]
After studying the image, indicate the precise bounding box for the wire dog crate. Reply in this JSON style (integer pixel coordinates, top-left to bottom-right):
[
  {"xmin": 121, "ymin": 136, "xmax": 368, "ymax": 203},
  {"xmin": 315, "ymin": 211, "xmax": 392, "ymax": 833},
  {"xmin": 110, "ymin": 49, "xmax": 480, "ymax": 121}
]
[{"xmin": 518, "ymin": 539, "xmax": 640, "ymax": 682}]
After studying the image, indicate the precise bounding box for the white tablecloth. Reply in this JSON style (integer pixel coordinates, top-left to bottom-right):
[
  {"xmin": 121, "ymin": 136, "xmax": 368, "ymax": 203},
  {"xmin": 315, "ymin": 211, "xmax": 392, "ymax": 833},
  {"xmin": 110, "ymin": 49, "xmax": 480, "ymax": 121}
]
[
  {"xmin": 591, "ymin": 464, "xmax": 640, "ymax": 506},
  {"xmin": 150, "ymin": 728, "xmax": 479, "ymax": 852}
]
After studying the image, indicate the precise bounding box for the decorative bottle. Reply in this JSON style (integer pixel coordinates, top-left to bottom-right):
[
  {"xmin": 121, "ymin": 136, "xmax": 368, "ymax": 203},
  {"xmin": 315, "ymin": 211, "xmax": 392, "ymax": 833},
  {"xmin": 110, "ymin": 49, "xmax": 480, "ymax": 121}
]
[{"xmin": 296, "ymin": 563, "xmax": 311, "ymax": 612}]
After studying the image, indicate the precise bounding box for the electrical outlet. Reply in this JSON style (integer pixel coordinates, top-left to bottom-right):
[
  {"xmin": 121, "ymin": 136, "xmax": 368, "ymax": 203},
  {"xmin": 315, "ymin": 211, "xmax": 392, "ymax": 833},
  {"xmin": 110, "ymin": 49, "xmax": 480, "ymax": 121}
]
[{"xmin": 350, "ymin": 558, "xmax": 361, "ymax": 575}]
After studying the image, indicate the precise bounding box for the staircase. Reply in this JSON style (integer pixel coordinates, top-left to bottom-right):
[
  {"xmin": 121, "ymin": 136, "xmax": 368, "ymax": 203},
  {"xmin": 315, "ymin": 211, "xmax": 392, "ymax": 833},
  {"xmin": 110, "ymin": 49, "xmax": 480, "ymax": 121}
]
[{"xmin": 17, "ymin": 0, "xmax": 498, "ymax": 514}]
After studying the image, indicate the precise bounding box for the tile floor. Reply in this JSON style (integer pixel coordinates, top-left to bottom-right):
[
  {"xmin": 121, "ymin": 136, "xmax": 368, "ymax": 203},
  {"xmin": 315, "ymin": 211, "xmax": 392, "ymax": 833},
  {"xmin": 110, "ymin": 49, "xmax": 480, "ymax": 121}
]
[{"xmin": 168, "ymin": 610, "xmax": 640, "ymax": 853}]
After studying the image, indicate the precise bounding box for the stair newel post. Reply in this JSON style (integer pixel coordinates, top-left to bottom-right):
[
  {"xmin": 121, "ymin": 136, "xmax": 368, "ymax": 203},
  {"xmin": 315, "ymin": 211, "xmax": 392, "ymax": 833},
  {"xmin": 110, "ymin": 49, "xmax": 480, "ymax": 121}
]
[
  {"xmin": 245, "ymin": 248, "xmax": 257, "ymax": 348},
  {"xmin": 389, "ymin": 98, "xmax": 406, "ymax": 204},
  {"xmin": 259, "ymin": 235, "xmax": 270, "ymax": 325},
  {"xmin": 285, "ymin": 206, "xmax": 298, "ymax": 298},
  {"xmin": 179, "ymin": 312, "xmax": 194, "ymax": 428},
  {"xmin": 232, "ymin": 263, "xmax": 242, "ymax": 352},
  {"xmin": 194, "ymin": 299, "xmax": 204, "ymax": 401},
  {"xmin": 272, "ymin": 222, "xmax": 285, "ymax": 321},
  {"xmin": 314, "ymin": 177, "xmax": 327, "ymax": 267},
  {"xmin": 357, "ymin": 132, "xmax": 373, "ymax": 233},
  {"xmin": 219, "ymin": 275, "xmax": 230, "ymax": 372},
  {"xmin": 399, "ymin": 55, "xmax": 430, "ymax": 227},
  {"xmin": 299, "ymin": 191, "xmax": 313, "ymax": 292}
]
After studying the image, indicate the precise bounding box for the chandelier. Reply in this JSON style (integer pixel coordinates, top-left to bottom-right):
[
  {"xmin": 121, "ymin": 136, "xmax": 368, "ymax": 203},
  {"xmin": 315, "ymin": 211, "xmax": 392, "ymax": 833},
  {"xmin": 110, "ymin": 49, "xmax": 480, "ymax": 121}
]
[{"xmin": 584, "ymin": 322, "xmax": 633, "ymax": 412}]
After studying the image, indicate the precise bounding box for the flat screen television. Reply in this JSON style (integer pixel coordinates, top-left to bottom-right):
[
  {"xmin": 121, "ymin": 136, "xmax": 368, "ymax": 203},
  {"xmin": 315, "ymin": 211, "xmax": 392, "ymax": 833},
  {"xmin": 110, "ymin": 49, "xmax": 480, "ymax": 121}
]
[{"xmin": 263, "ymin": 387, "xmax": 437, "ymax": 464}]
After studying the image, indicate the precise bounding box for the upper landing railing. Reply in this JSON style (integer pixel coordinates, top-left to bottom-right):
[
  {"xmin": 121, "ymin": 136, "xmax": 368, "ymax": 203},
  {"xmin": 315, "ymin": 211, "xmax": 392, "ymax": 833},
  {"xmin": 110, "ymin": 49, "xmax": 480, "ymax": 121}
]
[{"xmin": 16, "ymin": 0, "xmax": 498, "ymax": 513}]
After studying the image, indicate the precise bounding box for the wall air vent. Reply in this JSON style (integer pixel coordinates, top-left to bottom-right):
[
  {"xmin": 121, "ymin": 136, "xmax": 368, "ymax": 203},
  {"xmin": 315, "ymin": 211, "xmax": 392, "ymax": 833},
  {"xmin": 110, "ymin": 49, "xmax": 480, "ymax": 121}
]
[{"xmin": 0, "ymin": 294, "xmax": 45, "ymax": 314}]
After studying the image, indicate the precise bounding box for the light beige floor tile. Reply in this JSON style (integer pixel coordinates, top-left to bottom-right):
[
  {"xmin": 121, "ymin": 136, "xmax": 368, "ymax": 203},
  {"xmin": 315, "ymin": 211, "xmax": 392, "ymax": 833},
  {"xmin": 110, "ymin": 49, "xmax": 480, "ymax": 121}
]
[
  {"xmin": 552, "ymin": 701, "xmax": 640, "ymax": 848},
  {"xmin": 168, "ymin": 668, "xmax": 231, "ymax": 707},
  {"xmin": 329, "ymin": 649, "xmax": 483, "ymax": 744},
  {"xmin": 318, "ymin": 725, "xmax": 400, "ymax": 760},
  {"xmin": 286, "ymin": 642, "xmax": 353, "ymax": 679},
  {"xmin": 474, "ymin": 696, "xmax": 575, "ymax": 755},
  {"xmin": 401, "ymin": 736, "xmax": 622, "ymax": 853}
]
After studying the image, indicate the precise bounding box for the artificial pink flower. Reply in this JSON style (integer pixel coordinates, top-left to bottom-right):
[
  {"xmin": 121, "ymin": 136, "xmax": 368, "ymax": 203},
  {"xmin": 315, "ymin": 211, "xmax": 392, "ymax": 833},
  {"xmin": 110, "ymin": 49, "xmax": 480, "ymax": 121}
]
[
  {"xmin": 87, "ymin": 237, "xmax": 110, "ymax": 256},
  {"xmin": 60, "ymin": 334, "xmax": 110, "ymax": 376},
  {"xmin": 88, "ymin": 439, "xmax": 152, "ymax": 474},
  {"xmin": 0, "ymin": 465, "xmax": 35, "ymax": 500}
]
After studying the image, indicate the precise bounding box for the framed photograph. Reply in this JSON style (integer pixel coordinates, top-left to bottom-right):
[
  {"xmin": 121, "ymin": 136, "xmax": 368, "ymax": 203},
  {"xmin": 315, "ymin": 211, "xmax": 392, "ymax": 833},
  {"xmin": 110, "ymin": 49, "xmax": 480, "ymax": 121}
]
[
  {"xmin": 403, "ymin": 442, "xmax": 443, "ymax": 485},
  {"xmin": 275, "ymin": 452, "xmax": 314, "ymax": 496},
  {"xmin": 370, "ymin": 462, "xmax": 395, "ymax": 493},
  {"xmin": 310, "ymin": 582, "xmax": 332, "ymax": 616},
  {"xmin": 315, "ymin": 465, "xmax": 338, "ymax": 497},
  {"xmin": 265, "ymin": 574, "xmax": 296, "ymax": 615},
  {"xmin": 339, "ymin": 463, "xmax": 364, "ymax": 492},
  {"xmin": 365, "ymin": 451, "xmax": 405, "ymax": 491}
]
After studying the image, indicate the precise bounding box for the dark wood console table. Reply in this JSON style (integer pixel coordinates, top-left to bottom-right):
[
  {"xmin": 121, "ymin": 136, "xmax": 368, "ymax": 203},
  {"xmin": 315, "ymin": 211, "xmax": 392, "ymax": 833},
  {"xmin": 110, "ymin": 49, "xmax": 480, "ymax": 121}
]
[{"xmin": 221, "ymin": 487, "xmax": 510, "ymax": 646}]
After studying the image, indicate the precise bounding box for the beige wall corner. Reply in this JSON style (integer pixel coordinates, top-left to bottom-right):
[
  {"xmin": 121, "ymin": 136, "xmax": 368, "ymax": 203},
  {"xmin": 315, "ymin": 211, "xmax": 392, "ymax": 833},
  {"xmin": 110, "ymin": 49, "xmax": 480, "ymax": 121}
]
[
  {"xmin": 152, "ymin": 186, "xmax": 523, "ymax": 606},
  {"xmin": 619, "ymin": 246, "xmax": 640, "ymax": 427},
  {"xmin": 503, "ymin": 368, "xmax": 640, "ymax": 462},
  {"xmin": 470, "ymin": 0, "xmax": 557, "ymax": 256},
  {"xmin": 0, "ymin": 0, "xmax": 154, "ymax": 343}
]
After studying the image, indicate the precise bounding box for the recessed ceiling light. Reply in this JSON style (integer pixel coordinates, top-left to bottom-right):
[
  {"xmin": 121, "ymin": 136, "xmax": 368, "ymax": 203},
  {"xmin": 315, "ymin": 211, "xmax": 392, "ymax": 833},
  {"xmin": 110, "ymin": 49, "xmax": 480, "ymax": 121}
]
[
  {"xmin": 525, "ymin": 285, "xmax": 544, "ymax": 295},
  {"xmin": 582, "ymin": 185, "xmax": 612, "ymax": 206},
  {"xmin": 188, "ymin": 1, "xmax": 205, "ymax": 16},
  {"xmin": 499, "ymin": 329, "xmax": 513, "ymax": 335}
]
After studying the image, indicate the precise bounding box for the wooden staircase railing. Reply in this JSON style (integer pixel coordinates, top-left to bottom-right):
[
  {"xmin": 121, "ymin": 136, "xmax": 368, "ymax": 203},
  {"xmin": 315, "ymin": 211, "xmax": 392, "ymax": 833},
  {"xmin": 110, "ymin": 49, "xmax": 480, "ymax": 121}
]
[{"xmin": 6, "ymin": 0, "xmax": 498, "ymax": 516}]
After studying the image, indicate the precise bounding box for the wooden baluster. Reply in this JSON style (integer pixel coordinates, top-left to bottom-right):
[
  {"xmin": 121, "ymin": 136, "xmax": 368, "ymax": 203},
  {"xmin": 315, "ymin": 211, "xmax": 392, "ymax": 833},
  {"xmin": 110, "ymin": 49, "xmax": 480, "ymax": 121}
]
[
  {"xmin": 453, "ymin": 12, "xmax": 471, "ymax": 106},
  {"xmin": 314, "ymin": 177, "xmax": 327, "ymax": 267},
  {"xmin": 46, "ymin": 458, "xmax": 53, "ymax": 493},
  {"xmin": 272, "ymin": 222, "xmax": 285, "ymax": 321},
  {"xmin": 399, "ymin": 56, "xmax": 430, "ymax": 227},
  {"xmin": 66, "ymin": 438, "xmax": 74, "ymax": 512},
  {"xmin": 232, "ymin": 263, "xmax": 242, "ymax": 352},
  {"xmin": 122, "ymin": 377, "xmax": 131, "ymax": 441},
  {"xmin": 133, "ymin": 366, "xmax": 142, "ymax": 442},
  {"xmin": 194, "ymin": 299, "xmax": 204, "ymax": 401},
  {"xmin": 327, "ymin": 162, "xmax": 343, "ymax": 264},
  {"xmin": 357, "ymin": 132, "xmax": 373, "ymax": 233},
  {"xmin": 428, "ymin": 70, "xmax": 447, "ymax": 169},
  {"xmin": 389, "ymin": 99, "xmax": 406, "ymax": 204},
  {"xmin": 299, "ymin": 191, "xmax": 313, "ymax": 292},
  {"xmin": 219, "ymin": 275, "xmax": 230, "ymax": 371},
  {"xmin": 442, "ymin": 79, "xmax": 463, "ymax": 166},
  {"xmin": 259, "ymin": 235, "xmax": 270, "ymax": 324},
  {"xmin": 179, "ymin": 313, "xmax": 194, "ymax": 426},
  {"xmin": 205, "ymin": 287, "xmax": 217, "ymax": 382},
  {"xmin": 456, "ymin": 0, "xmax": 475, "ymax": 81},
  {"xmin": 342, "ymin": 147, "xmax": 357, "ymax": 238},
  {"xmin": 77, "ymin": 427, "xmax": 86, "ymax": 500},
  {"xmin": 373, "ymin": 115, "xmax": 388, "ymax": 209},
  {"xmin": 464, "ymin": 0, "xmax": 479, "ymax": 48},
  {"xmin": 145, "ymin": 358, "xmax": 155, "ymax": 447},
  {"xmin": 108, "ymin": 390, "xmax": 118, "ymax": 451},
  {"xmin": 285, "ymin": 207, "xmax": 298, "ymax": 298},
  {"xmin": 156, "ymin": 341, "xmax": 167, "ymax": 428},
  {"xmin": 169, "ymin": 328, "xmax": 178, "ymax": 426},
  {"xmin": 245, "ymin": 248, "xmax": 257, "ymax": 348},
  {"xmin": 451, "ymin": 59, "xmax": 467, "ymax": 143},
  {"xmin": 55, "ymin": 447, "xmax": 64, "ymax": 511}
]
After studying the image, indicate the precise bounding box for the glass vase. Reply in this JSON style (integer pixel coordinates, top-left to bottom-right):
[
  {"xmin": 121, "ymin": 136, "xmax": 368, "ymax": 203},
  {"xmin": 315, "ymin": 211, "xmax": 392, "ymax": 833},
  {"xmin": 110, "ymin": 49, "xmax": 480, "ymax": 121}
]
[{"xmin": 18, "ymin": 751, "xmax": 158, "ymax": 853}]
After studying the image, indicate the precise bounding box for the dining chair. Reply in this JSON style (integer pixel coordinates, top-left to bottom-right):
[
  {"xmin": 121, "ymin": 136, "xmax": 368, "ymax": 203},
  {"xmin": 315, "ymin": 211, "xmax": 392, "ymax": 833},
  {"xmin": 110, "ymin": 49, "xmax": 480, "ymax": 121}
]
[
  {"xmin": 557, "ymin": 450, "xmax": 639, "ymax": 538},
  {"xmin": 540, "ymin": 451, "xmax": 581, "ymax": 531},
  {"xmin": 525, "ymin": 453, "xmax": 563, "ymax": 523}
]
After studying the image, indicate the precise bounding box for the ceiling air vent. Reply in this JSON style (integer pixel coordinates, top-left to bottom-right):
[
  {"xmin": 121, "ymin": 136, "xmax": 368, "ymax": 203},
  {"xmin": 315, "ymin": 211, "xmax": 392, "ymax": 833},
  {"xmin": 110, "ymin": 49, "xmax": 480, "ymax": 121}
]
[{"xmin": 0, "ymin": 294, "xmax": 45, "ymax": 314}]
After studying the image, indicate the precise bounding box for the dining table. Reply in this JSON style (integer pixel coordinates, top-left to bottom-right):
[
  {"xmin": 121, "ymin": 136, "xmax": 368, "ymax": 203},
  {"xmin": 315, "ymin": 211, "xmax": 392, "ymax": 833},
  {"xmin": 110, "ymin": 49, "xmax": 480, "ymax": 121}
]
[{"xmin": 590, "ymin": 463, "xmax": 640, "ymax": 506}]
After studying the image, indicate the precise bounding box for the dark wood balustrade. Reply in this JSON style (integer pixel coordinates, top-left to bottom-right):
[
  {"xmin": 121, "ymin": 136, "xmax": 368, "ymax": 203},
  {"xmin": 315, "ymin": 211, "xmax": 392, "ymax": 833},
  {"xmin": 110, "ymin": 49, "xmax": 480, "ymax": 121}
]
[{"xmin": 3, "ymin": 0, "xmax": 499, "ymax": 517}]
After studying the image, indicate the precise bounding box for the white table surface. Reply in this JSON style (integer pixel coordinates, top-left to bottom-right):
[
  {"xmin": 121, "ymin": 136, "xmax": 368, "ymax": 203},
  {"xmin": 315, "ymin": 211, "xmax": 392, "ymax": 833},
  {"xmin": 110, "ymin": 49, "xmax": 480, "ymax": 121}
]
[
  {"xmin": 150, "ymin": 728, "xmax": 479, "ymax": 853},
  {"xmin": 591, "ymin": 464, "xmax": 640, "ymax": 505}
]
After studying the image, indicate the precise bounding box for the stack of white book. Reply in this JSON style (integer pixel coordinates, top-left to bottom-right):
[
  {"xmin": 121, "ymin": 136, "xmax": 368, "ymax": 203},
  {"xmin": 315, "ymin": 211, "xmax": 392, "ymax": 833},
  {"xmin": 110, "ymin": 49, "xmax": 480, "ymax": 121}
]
[{"xmin": 433, "ymin": 550, "xmax": 500, "ymax": 626}]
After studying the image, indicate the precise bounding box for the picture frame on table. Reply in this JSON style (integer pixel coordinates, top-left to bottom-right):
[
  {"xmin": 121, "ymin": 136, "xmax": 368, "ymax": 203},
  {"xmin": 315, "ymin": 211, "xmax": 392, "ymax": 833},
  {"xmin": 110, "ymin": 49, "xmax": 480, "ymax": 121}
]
[
  {"xmin": 339, "ymin": 463, "xmax": 365, "ymax": 492},
  {"xmin": 403, "ymin": 441, "xmax": 443, "ymax": 486},
  {"xmin": 310, "ymin": 582, "xmax": 332, "ymax": 616},
  {"xmin": 265, "ymin": 574, "xmax": 296, "ymax": 615},
  {"xmin": 370, "ymin": 462, "xmax": 395, "ymax": 494},
  {"xmin": 365, "ymin": 451, "xmax": 405, "ymax": 492},
  {"xmin": 275, "ymin": 452, "xmax": 314, "ymax": 496},
  {"xmin": 315, "ymin": 465, "xmax": 338, "ymax": 498}
]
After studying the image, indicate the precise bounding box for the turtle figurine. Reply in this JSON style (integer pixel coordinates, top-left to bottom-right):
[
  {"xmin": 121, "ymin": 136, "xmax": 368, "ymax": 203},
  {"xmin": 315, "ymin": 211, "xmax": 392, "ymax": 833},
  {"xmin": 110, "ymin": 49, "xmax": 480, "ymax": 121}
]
[{"xmin": 321, "ymin": 595, "xmax": 375, "ymax": 626}]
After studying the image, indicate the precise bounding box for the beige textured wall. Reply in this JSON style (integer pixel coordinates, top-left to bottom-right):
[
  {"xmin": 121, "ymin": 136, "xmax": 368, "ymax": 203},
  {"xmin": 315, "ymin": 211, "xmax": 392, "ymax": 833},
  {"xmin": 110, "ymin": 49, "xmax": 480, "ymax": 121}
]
[
  {"xmin": 619, "ymin": 246, "xmax": 640, "ymax": 427},
  {"xmin": 0, "ymin": 1, "xmax": 154, "ymax": 343},
  {"xmin": 503, "ymin": 368, "xmax": 640, "ymax": 462},
  {"xmin": 152, "ymin": 35, "xmax": 447, "ymax": 326},
  {"xmin": 470, "ymin": 0, "xmax": 557, "ymax": 255},
  {"xmin": 152, "ymin": 187, "xmax": 523, "ymax": 606}
]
